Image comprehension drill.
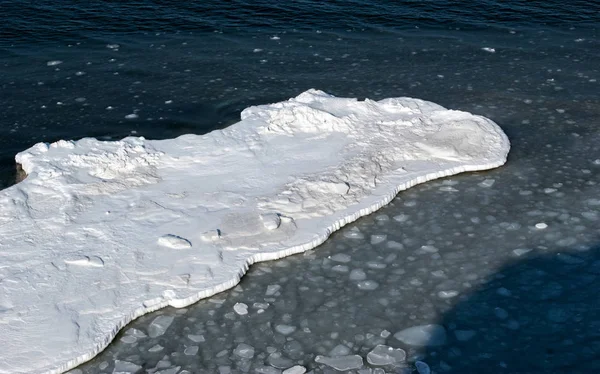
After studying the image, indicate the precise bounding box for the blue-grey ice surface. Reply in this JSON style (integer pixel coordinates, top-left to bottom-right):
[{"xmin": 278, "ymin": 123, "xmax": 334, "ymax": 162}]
[{"xmin": 3, "ymin": 21, "xmax": 598, "ymax": 374}]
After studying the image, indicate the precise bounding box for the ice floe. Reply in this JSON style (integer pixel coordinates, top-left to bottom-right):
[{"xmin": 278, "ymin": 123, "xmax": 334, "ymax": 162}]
[
  {"xmin": 394, "ymin": 324, "xmax": 448, "ymax": 347},
  {"xmin": 0, "ymin": 89, "xmax": 508, "ymax": 373},
  {"xmin": 366, "ymin": 344, "xmax": 407, "ymax": 366}
]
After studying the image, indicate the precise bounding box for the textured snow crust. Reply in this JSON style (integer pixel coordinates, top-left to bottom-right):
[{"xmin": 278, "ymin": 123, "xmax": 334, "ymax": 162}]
[{"xmin": 0, "ymin": 89, "xmax": 509, "ymax": 373}]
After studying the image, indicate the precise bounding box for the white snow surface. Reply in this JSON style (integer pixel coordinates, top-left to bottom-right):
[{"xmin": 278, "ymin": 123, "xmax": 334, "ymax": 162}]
[{"xmin": 0, "ymin": 89, "xmax": 509, "ymax": 373}]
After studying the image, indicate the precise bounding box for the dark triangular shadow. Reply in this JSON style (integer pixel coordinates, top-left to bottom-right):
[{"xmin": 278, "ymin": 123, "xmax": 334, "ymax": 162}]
[{"xmin": 425, "ymin": 245, "xmax": 600, "ymax": 374}]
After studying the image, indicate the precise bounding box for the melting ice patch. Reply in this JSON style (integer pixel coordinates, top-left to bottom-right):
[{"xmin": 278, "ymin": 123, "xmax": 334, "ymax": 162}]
[{"xmin": 0, "ymin": 89, "xmax": 509, "ymax": 373}]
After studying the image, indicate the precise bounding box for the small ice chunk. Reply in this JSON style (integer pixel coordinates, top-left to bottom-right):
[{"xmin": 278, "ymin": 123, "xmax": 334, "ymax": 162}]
[
  {"xmin": 330, "ymin": 253, "xmax": 351, "ymax": 263},
  {"xmin": 479, "ymin": 179, "xmax": 495, "ymax": 188},
  {"xmin": 188, "ymin": 334, "xmax": 205, "ymax": 343},
  {"xmin": 120, "ymin": 335, "xmax": 137, "ymax": 344},
  {"xmin": 270, "ymin": 36, "xmax": 280, "ymax": 40},
  {"xmin": 125, "ymin": 113, "xmax": 139, "ymax": 119},
  {"xmin": 261, "ymin": 213, "xmax": 281, "ymax": 230},
  {"xmin": 268, "ymin": 352, "xmax": 295, "ymax": 368},
  {"xmin": 357, "ymin": 280, "xmax": 379, "ymax": 290},
  {"xmin": 234, "ymin": 343, "xmax": 255, "ymax": 359},
  {"xmin": 275, "ymin": 324, "xmax": 296, "ymax": 335},
  {"xmin": 344, "ymin": 227, "xmax": 364, "ymax": 240},
  {"xmin": 332, "ymin": 264, "xmax": 349, "ymax": 272},
  {"xmin": 253, "ymin": 48, "xmax": 263, "ymax": 52},
  {"xmin": 367, "ymin": 262, "xmax": 386, "ymax": 269},
  {"xmin": 184, "ymin": 346, "xmax": 199, "ymax": 356},
  {"xmin": 375, "ymin": 214, "xmax": 390, "ymax": 221},
  {"xmin": 438, "ymin": 290, "xmax": 459, "ymax": 299},
  {"xmin": 157, "ymin": 234, "xmax": 192, "ymax": 249},
  {"xmin": 329, "ymin": 344, "xmax": 351, "ymax": 356},
  {"xmin": 513, "ymin": 248, "xmax": 532, "ymax": 257},
  {"xmin": 47, "ymin": 60, "xmax": 63, "ymax": 66},
  {"xmin": 387, "ymin": 241, "xmax": 404, "ymax": 250},
  {"xmin": 394, "ymin": 324, "xmax": 447, "ymax": 346},
  {"xmin": 482, "ymin": 47, "xmax": 496, "ymax": 53},
  {"xmin": 113, "ymin": 360, "xmax": 141, "ymax": 373},
  {"xmin": 125, "ymin": 328, "xmax": 147, "ymax": 338},
  {"xmin": 454, "ymin": 330, "xmax": 477, "ymax": 341},
  {"xmin": 421, "ymin": 245, "xmax": 438, "ymax": 253},
  {"xmin": 148, "ymin": 344, "xmax": 163, "ymax": 352},
  {"xmin": 415, "ymin": 361, "xmax": 431, "ymax": 374},
  {"xmin": 283, "ymin": 366, "xmax": 306, "ymax": 374},
  {"xmin": 156, "ymin": 368, "xmax": 181, "ymax": 374},
  {"xmin": 535, "ymin": 222, "xmax": 548, "ymax": 229},
  {"xmin": 256, "ymin": 367, "xmax": 282, "ymax": 374},
  {"xmin": 315, "ymin": 355, "xmax": 363, "ymax": 371},
  {"xmin": 349, "ymin": 269, "xmax": 367, "ymax": 281},
  {"xmin": 147, "ymin": 315, "xmax": 175, "ymax": 338},
  {"xmin": 393, "ymin": 214, "xmax": 409, "ymax": 222},
  {"xmin": 106, "ymin": 44, "xmax": 120, "ymax": 49},
  {"xmin": 371, "ymin": 234, "xmax": 387, "ymax": 245},
  {"xmin": 366, "ymin": 344, "xmax": 406, "ymax": 366},
  {"xmin": 233, "ymin": 303, "xmax": 248, "ymax": 316},
  {"xmin": 266, "ymin": 284, "xmax": 281, "ymax": 296}
]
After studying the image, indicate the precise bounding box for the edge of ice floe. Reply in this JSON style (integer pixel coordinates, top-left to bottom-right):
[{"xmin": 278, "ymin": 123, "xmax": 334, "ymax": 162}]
[{"xmin": 33, "ymin": 142, "xmax": 508, "ymax": 374}]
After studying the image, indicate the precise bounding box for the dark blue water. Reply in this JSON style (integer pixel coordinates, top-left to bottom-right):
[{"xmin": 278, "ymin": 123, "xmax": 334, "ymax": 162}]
[
  {"xmin": 1, "ymin": 0, "xmax": 598, "ymax": 43},
  {"xmin": 0, "ymin": 1, "xmax": 598, "ymax": 188},
  {"xmin": 1, "ymin": 2, "xmax": 600, "ymax": 373}
]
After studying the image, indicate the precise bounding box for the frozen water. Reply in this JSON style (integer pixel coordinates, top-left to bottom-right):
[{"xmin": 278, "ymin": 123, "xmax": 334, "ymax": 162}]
[
  {"xmin": 328, "ymin": 344, "xmax": 351, "ymax": 356},
  {"xmin": 112, "ymin": 360, "xmax": 141, "ymax": 373},
  {"xmin": 233, "ymin": 303, "xmax": 249, "ymax": 316},
  {"xmin": 183, "ymin": 346, "xmax": 198, "ymax": 356},
  {"xmin": 275, "ymin": 324, "xmax": 297, "ymax": 335},
  {"xmin": 187, "ymin": 334, "xmax": 205, "ymax": 343},
  {"xmin": 349, "ymin": 269, "xmax": 367, "ymax": 281},
  {"xmin": 394, "ymin": 325, "xmax": 447, "ymax": 347},
  {"xmin": 366, "ymin": 344, "xmax": 407, "ymax": 366},
  {"xmin": 315, "ymin": 355, "xmax": 363, "ymax": 370},
  {"xmin": 0, "ymin": 89, "xmax": 508, "ymax": 374},
  {"xmin": 370, "ymin": 235, "xmax": 387, "ymax": 245},
  {"xmin": 282, "ymin": 366, "xmax": 306, "ymax": 374},
  {"xmin": 147, "ymin": 315, "xmax": 174, "ymax": 338},
  {"xmin": 255, "ymin": 367, "xmax": 281, "ymax": 374},
  {"xmin": 330, "ymin": 254, "xmax": 352, "ymax": 263},
  {"xmin": 357, "ymin": 280, "xmax": 379, "ymax": 290},
  {"xmin": 343, "ymin": 228, "xmax": 365, "ymax": 240},
  {"xmin": 233, "ymin": 343, "xmax": 255, "ymax": 359},
  {"xmin": 266, "ymin": 284, "xmax": 282, "ymax": 296}
]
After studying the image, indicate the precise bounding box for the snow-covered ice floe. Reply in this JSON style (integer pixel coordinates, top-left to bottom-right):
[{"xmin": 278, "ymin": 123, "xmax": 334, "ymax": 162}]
[{"xmin": 0, "ymin": 89, "xmax": 509, "ymax": 373}]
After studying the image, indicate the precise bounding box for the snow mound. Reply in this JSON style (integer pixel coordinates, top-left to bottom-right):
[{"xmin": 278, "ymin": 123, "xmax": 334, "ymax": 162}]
[{"xmin": 0, "ymin": 89, "xmax": 509, "ymax": 373}]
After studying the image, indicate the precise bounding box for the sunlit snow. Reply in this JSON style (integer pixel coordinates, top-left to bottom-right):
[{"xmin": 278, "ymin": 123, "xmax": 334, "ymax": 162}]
[{"xmin": 0, "ymin": 89, "xmax": 508, "ymax": 373}]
